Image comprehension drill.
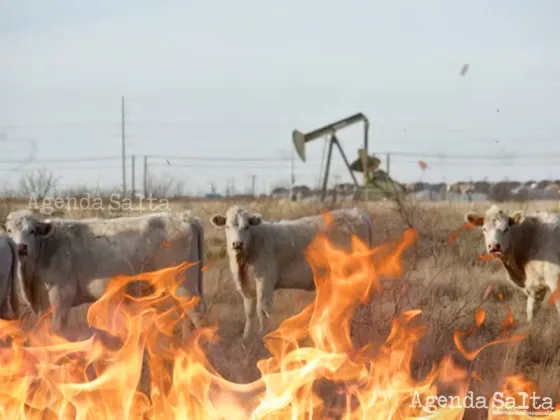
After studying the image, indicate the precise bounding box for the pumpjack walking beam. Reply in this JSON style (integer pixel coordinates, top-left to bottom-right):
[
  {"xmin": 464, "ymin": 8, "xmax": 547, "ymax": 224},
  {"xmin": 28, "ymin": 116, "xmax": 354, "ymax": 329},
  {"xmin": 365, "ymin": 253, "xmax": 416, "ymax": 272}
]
[{"xmin": 292, "ymin": 113, "xmax": 369, "ymax": 201}]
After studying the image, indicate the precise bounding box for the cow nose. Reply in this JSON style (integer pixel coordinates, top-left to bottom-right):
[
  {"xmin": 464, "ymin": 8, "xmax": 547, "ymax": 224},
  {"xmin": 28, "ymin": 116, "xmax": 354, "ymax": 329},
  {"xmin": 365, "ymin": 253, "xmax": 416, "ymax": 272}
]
[
  {"xmin": 16, "ymin": 243, "xmax": 28, "ymax": 256},
  {"xmin": 232, "ymin": 241, "xmax": 243, "ymax": 250},
  {"xmin": 488, "ymin": 243, "xmax": 501, "ymax": 253}
]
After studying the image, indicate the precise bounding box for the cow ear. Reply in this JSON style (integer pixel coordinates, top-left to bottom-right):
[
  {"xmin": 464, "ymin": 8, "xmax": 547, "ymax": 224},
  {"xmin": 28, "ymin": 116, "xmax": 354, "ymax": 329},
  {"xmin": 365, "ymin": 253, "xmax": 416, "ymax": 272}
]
[
  {"xmin": 248, "ymin": 213, "xmax": 262, "ymax": 226},
  {"xmin": 465, "ymin": 212, "xmax": 484, "ymax": 227},
  {"xmin": 36, "ymin": 221, "xmax": 53, "ymax": 236},
  {"xmin": 509, "ymin": 211, "xmax": 525, "ymax": 226},
  {"xmin": 210, "ymin": 214, "xmax": 226, "ymax": 228}
]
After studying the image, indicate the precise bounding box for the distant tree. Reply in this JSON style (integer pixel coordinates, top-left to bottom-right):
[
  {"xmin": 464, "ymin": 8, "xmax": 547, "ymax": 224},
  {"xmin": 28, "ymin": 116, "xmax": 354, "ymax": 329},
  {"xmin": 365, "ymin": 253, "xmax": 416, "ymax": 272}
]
[
  {"xmin": 145, "ymin": 173, "xmax": 185, "ymax": 198},
  {"xmin": 18, "ymin": 168, "xmax": 58, "ymax": 199}
]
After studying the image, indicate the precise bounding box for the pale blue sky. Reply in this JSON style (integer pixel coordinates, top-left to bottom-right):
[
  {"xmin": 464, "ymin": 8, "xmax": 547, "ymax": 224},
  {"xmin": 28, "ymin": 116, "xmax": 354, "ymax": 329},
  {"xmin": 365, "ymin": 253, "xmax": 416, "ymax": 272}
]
[{"xmin": 1, "ymin": 0, "xmax": 559, "ymax": 195}]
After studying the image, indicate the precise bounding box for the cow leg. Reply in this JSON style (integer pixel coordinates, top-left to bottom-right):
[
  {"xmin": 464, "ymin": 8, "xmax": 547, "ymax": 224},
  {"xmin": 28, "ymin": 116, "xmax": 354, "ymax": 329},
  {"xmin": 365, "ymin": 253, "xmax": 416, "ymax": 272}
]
[
  {"xmin": 169, "ymin": 289, "xmax": 198, "ymax": 344},
  {"xmin": 0, "ymin": 299, "xmax": 10, "ymax": 320},
  {"xmin": 256, "ymin": 278, "xmax": 274, "ymax": 338},
  {"xmin": 186, "ymin": 308, "xmax": 203, "ymax": 330},
  {"xmin": 176, "ymin": 267, "xmax": 205, "ymax": 330},
  {"xmin": 526, "ymin": 287, "xmax": 546, "ymax": 322},
  {"xmin": 526, "ymin": 296, "xmax": 539, "ymax": 322},
  {"xmin": 48, "ymin": 285, "xmax": 74, "ymax": 334},
  {"xmin": 178, "ymin": 318, "xmax": 196, "ymax": 346},
  {"xmin": 242, "ymin": 297, "xmax": 256, "ymax": 340}
]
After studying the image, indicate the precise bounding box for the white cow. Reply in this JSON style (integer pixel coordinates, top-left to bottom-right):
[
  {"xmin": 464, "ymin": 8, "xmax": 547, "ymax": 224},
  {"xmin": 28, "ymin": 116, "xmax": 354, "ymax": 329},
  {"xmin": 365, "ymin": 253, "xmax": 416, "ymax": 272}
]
[
  {"xmin": 210, "ymin": 205, "xmax": 374, "ymax": 340},
  {"xmin": 465, "ymin": 205, "xmax": 560, "ymax": 321},
  {"xmin": 4, "ymin": 209, "xmax": 206, "ymax": 340},
  {"xmin": 0, "ymin": 234, "xmax": 20, "ymax": 320}
]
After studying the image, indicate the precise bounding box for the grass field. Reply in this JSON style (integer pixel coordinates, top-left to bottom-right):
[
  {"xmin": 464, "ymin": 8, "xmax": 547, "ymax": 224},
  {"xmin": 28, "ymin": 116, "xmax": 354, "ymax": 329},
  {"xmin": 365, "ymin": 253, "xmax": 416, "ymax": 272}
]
[{"xmin": 3, "ymin": 197, "xmax": 560, "ymax": 417}]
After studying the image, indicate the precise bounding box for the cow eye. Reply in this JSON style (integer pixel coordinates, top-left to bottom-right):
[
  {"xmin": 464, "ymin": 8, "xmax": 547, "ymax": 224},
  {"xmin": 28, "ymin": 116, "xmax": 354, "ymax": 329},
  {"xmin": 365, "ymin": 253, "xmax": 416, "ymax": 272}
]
[
  {"xmin": 30, "ymin": 229, "xmax": 35, "ymax": 235},
  {"xmin": 243, "ymin": 225, "xmax": 249, "ymax": 230},
  {"xmin": 503, "ymin": 226, "xmax": 509, "ymax": 232},
  {"xmin": 7, "ymin": 229, "xmax": 11, "ymax": 233},
  {"xmin": 482, "ymin": 227, "xmax": 486, "ymax": 232}
]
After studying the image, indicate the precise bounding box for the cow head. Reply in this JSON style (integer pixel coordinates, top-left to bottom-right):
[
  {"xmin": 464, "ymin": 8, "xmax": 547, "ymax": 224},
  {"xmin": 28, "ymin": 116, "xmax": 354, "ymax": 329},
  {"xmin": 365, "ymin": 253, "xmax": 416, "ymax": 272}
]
[
  {"xmin": 210, "ymin": 205, "xmax": 262, "ymax": 257},
  {"xmin": 5, "ymin": 210, "xmax": 53, "ymax": 257},
  {"xmin": 464, "ymin": 205, "xmax": 524, "ymax": 255}
]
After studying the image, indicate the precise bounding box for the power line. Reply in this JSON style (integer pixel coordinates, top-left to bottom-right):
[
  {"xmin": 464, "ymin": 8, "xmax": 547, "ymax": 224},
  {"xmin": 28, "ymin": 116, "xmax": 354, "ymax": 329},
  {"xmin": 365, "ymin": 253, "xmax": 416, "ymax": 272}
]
[
  {"xmin": 145, "ymin": 154, "xmax": 291, "ymax": 162},
  {"xmin": 10, "ymin": 165, "xmax": 123, "ymax": 171},
  {"xmin": 1, "ymin": 153, "xmax": 560, "ymax": 167},
  {"xmin": 148, "ymin": 163, "xmax": 309, "ymax": 170},
  {"xmin": 0, "ymin": 155, "xmax": 121, "ymax": 164},
  {"xmin": 0, "ymin": 162, "xmax": 320, "ymax": 172},
  {"xmin": 0, "ymin": 121, "xmax": 120, "ymax": 129},
  {"xmin": 382, "ymin": 151, "xmax": 560, "ymax": 160},
  {"xmin": 135, "ymin": 152, "xmax": 560, "ymax": 162},
  {"xmin": 0, "ymin": 159, "xmax": 334, "ymax": 169},
  {"xmin": 391, "ymin": 160, "xmax": 560, "ymax": 167},
  {"xmin": 126, "ymin": 120, "xmax": 293, "ymax": 128},
  {"xmin": 3, "ymin": 156, "xmax": 560, "ymax": 169}
]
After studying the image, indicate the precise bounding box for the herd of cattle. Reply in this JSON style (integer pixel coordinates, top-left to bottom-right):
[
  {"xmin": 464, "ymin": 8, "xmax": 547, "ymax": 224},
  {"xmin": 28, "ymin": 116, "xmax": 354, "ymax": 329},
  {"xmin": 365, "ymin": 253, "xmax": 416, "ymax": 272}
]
[{"xmin": 0, "ymin": 204, "xmax": 558, "ymax": 343}]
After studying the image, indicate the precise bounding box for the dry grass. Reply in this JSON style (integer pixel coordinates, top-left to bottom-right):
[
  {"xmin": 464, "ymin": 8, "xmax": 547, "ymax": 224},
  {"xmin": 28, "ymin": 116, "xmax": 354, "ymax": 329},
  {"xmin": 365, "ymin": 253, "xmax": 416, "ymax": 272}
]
[{"xmin": 4, "ymin": 197, "xmax": 560, "ymax": 417}]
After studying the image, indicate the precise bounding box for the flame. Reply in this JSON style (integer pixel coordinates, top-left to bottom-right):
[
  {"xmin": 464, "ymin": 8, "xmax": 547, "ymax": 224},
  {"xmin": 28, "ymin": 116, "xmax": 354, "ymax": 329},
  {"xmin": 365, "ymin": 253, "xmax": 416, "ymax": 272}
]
[
  {"xmin": 448, "ymin": 222, "xmax": 497, "ymax": 261},
  {"xmin": 488, "ymin": 374, "xmax": 551, "ymax": 420},
  {"xmin": 448, "ymin": 222, "xmax": 474, "ymax": 246},
  {"xmin": 0, "ymin": 213, "xmax": 556, "ymax": 418},
  {"xmin": 453, "ymin": 308, "xmax": 526, "ymax": 361},
  {"xmin": 548, "ymin": 275, "xmax": 560, "ymax": 306},
  {"xmin": 477, "ymin": 253, "xmax": 498, "ymax": 261}
]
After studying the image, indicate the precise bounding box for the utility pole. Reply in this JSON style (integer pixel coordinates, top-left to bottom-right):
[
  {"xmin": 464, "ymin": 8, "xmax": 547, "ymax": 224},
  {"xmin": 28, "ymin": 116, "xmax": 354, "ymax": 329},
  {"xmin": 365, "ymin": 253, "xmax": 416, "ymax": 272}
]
[
  {"xmin": 290, "ymin": 150, "xmax": 296, "ymax": 201},
  {"xmin": 386, "ymin": 153, "xmax": 391, "ymax": 176},
  {"xmin": 131, "ymin": 155, "xmax": 136, "ymax": 198},
  {"xmin": 143, "ymin": 155, "xmax": 148, "ymax": 197},
  {"xmin": 250, "ymin": 174, "xmax": 257, "ymax": 197},
  {"xmin": 121, "ymin": 96, "xmax": 126, "ymax": 196}
]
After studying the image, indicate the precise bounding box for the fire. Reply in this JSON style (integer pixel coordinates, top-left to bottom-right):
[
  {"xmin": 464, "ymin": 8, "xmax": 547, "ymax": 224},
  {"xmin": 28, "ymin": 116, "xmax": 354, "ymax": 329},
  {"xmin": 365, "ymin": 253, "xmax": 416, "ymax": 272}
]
[
  {"xmin": 548, "ymin": 276, "xmax": 560, "ymax": 306},
  {"xmin": 448, "ymin": 221, "xmax": 474, "ymax": 246},
  {"xmin": 453, "ymin": 308, "xmax": 526, "ymax": 361},
  {"xmin": 448, "ymin": 222, "xmax": 497, "ymax": 261},
  {"xmin": 0, "ymin": 214, "xmax": 556, "ymax": 418}
]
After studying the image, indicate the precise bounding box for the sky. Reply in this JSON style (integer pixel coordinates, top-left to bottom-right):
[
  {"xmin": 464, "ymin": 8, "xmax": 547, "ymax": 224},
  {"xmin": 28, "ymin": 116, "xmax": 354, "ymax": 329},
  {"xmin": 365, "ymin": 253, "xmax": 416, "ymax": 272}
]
[{"xmin": 1, "ymin": 0, "xmax": 560, "ymax": 196}]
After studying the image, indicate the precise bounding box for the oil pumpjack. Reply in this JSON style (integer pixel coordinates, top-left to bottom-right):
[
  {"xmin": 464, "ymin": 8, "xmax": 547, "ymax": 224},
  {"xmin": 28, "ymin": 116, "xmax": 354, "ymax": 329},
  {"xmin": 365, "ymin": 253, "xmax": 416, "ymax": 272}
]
[{"xmin": 292, "ymin": 113, "xmax": 392, "ymax": 202}]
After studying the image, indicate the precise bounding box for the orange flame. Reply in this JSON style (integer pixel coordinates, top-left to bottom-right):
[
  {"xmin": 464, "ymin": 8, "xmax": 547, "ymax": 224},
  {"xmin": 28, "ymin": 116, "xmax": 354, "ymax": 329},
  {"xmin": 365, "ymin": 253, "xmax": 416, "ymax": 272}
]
[
  {"xmin": 453, "ymin": 308, "xmax": 526, "ymax": 361},
  {"xmin": 0, "ymin": 212, "xmax": 555, "ymax": 418},
  {"xmin": 488, "ymin": 374, "xmax": 548, "ymax": 420},
  {"xmin": 448, "ymin": 222, "xmax": 497, "ymax": 262},
  {"xmin": 548, "ymin": 275, "xmax": 560, "ymax": 306},
  {"xmin": 448, "ymin": 222, "xmax": 474, "ymax": 246}
]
